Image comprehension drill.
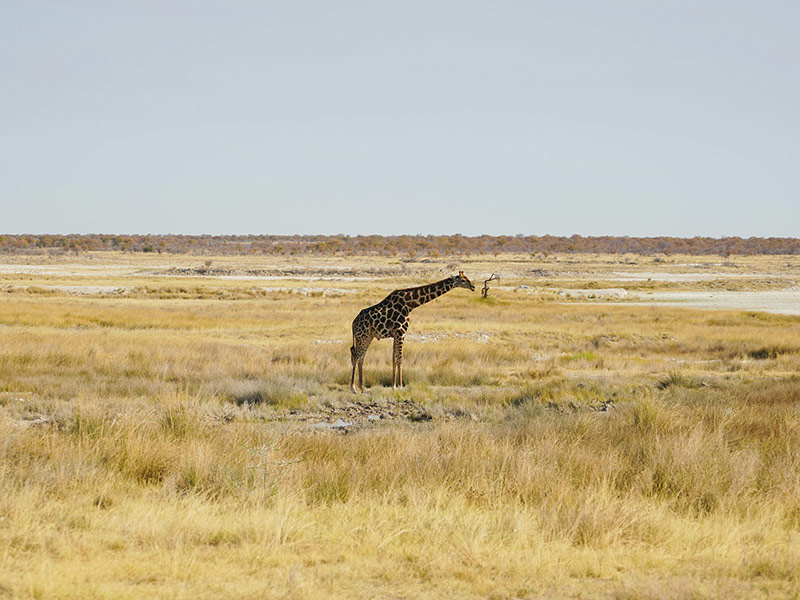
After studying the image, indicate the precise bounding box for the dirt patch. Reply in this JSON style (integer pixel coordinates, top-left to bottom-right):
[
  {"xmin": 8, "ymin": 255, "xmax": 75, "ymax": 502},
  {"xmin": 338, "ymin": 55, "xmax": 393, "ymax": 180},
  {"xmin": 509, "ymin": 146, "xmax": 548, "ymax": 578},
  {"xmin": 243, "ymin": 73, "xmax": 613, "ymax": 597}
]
[{"xmin": 281, "ymin": 398, "xmax": 437, "ymax": 431}]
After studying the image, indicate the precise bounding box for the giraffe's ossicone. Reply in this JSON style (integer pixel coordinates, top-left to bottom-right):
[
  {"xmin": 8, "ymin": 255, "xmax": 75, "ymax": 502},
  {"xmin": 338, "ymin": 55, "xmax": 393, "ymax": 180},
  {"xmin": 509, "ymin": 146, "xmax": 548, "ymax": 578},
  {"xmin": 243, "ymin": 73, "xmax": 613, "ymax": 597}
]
[{"xmin": 349, "ymin": 272, "xmax": 475, "ymax": 393}]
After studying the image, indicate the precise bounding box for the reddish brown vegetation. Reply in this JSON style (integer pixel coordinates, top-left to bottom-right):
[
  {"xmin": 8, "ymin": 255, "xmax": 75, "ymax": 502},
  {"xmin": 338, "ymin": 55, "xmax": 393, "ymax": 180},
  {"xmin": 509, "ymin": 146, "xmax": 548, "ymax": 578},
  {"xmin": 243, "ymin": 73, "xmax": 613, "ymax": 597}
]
[{"xmin": 1, "ymin": 233, "xmax": 799, "ymax": 256}]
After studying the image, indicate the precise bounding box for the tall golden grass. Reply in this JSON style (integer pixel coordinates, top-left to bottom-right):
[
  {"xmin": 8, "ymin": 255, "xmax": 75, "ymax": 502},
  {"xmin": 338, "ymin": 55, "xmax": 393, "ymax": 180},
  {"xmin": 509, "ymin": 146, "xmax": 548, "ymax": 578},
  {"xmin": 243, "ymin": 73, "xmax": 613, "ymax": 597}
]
[{"xmin": 1, "ymin": 254, "xmax": 799, "ymax": 598}]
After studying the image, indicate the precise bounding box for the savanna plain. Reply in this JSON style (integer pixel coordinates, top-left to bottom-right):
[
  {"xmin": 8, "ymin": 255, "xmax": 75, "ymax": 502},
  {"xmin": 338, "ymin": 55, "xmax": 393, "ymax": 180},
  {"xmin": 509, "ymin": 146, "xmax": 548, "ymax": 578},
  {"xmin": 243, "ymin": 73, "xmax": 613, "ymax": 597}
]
[{"xmin": 1, "ymin": 252, "xmax": 800, "ymax": 599}]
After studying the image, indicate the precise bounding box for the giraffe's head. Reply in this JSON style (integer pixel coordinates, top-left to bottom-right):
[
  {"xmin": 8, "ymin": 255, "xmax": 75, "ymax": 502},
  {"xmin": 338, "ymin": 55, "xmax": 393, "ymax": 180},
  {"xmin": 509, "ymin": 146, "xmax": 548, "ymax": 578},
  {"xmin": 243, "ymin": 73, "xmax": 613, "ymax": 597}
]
[{"xmin": 452, "ymin": 271, "xmax": 475, "ymax": 291}]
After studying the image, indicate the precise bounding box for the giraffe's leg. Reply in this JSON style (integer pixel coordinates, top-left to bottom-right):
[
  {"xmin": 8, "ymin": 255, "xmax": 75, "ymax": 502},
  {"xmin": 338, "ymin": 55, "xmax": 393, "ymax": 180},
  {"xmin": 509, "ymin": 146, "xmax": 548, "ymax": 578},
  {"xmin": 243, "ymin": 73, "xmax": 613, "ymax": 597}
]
[
  {"xmin": 397, "ymin": 337, "xmax": 403, "ymax": 387},
  {"xmin": 351, "ymin": 337, "xmax": 371, "ymax": 393},
  {"xmin": 350, "ymin": 345, "xmax": 358, "ymax": 394},
  {"xmin": 360, "ymin": 338, "xmax": 372, "ymax": 393},
  {"xmin": 392, "ymin": 344, "xmax": 397, "ymax": 389},
  {"xmin": 398, "ymin": 353, "xmax": 403, "ymax": 388},
  {"xmin": 392, "ymin": 336, "xmax": 404, "ymax": 389}
]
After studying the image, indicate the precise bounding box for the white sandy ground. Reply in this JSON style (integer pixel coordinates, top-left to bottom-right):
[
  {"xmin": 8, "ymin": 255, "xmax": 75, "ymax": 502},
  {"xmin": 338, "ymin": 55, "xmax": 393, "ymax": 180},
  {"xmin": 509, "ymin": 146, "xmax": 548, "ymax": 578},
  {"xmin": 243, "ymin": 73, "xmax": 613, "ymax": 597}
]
[
  {"xmin": 0, "ymin": 264, "xmax": 161, "ymax": 276},
  {"xmin": 494, "ymin": 285, "xmax": 800, "ymax": 315},
  {"xmin": 542, "ymin": 288, "xmax": 800, "ymax": 315},
  {"xmin": 606, "ymin": 271, "xmax": 779, "ymax": 282},
  {"xmin": 622, "ymin": 290, "xmax": 800, "ymax": 315}
]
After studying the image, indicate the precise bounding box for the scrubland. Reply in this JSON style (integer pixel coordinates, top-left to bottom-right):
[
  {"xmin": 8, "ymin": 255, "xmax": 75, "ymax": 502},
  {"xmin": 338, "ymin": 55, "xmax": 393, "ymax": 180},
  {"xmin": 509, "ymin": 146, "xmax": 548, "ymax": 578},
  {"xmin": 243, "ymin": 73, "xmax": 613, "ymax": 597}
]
[{"xmin": 1, "ymin": 253, "xmax": 799, "ymax": 599}]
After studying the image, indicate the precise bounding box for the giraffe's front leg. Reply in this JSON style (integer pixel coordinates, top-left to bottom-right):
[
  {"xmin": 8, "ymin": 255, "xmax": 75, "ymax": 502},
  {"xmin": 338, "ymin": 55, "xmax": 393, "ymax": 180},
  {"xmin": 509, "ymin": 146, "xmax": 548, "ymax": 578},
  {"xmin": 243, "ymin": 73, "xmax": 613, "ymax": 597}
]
[
  {"xmin": 392, "ymin": 339, "xmax": 397, "ymax": 388},
  {"xmin": 392, "ymin": 335, "xmax": 404, "ymax": 389},
  {"xmin": 397, "ymin": 354, "xmax": 403, "ymax": 388}
]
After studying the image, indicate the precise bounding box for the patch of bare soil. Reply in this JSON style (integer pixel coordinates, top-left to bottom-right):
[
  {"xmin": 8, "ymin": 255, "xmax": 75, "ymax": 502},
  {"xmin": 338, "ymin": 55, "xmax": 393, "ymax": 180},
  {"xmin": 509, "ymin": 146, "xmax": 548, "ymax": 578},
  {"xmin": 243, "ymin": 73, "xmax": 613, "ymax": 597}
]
[
  {"xmin": 283, "ymin": 398, "xmax": 436, "ymax": 433},
  {"xmin": 275, "ymin": 394, "xmax": 619, "ymax": 433}
]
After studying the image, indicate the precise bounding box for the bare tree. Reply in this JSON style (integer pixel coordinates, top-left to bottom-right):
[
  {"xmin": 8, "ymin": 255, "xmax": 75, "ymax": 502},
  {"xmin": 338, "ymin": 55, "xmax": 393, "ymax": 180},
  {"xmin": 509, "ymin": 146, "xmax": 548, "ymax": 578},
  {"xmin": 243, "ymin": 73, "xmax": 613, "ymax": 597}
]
[{"xmin": 482, "ymin": 273, "xmax": 500, "ymax": 298}]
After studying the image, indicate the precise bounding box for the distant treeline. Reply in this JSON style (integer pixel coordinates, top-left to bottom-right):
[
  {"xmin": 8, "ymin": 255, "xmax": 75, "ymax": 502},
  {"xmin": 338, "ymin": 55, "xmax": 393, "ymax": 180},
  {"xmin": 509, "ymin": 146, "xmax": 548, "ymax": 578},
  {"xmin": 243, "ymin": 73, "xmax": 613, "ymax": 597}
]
[{"xmin": 1, "ymin": 234, "xmax": 799, "ymax": 256}]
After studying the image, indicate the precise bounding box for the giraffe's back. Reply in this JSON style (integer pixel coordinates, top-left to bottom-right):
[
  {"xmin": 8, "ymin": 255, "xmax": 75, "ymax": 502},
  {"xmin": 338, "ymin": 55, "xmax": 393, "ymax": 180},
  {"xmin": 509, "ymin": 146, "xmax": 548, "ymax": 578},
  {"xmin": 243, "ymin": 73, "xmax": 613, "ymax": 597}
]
[{"xmin": 353, "ymin": 295, "xmax": 408, "ymax": 340}]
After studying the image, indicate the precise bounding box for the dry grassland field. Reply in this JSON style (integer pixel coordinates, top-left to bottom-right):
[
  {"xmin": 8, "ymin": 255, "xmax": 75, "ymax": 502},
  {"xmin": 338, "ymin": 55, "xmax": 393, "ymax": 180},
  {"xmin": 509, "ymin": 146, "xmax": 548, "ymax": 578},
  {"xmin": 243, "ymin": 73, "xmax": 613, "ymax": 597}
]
[{"xmin": 1, "ymin": 252, "xmax": 800, "ymax": 599}]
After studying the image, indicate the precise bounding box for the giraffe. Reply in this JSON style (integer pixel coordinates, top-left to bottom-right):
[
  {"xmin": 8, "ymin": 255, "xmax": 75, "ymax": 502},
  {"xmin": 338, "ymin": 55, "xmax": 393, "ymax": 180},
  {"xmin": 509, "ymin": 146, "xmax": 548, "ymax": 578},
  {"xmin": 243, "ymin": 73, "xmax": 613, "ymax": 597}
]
[{"xmin": 349, "ymin": 271, "xmax": 475, "ymax": 393}]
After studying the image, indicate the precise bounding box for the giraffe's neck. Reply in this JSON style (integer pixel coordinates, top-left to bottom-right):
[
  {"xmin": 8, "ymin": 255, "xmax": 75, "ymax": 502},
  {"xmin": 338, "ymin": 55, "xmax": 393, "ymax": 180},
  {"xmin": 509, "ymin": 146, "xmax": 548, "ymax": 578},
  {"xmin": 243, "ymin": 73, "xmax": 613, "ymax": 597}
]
[{"xmin": 402, "ymin": 277, "xmax": 456, "ymax": 311}]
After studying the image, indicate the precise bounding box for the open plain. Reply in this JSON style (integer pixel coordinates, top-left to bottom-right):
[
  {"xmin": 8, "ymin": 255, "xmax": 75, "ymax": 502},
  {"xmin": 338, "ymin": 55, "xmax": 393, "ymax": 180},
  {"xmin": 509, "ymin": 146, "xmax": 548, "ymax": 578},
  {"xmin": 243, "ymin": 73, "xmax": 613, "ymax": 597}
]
[{"xmin": 1, "ymin": 251, "xmax": 799, "ymax": 599}]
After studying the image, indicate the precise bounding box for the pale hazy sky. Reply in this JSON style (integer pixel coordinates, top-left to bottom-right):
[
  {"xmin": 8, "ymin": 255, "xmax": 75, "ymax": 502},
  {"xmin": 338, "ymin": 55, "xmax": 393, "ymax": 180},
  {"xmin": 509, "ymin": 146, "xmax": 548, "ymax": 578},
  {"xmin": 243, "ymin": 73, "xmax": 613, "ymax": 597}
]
[{"xmin": 2, "ymin": 1, "xmax": 798, "ymax": 236}]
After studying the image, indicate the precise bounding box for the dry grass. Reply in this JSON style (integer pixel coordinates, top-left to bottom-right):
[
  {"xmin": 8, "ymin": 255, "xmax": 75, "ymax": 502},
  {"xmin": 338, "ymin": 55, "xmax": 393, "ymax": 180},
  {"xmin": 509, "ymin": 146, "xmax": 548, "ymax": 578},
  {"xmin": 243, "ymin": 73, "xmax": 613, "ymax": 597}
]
[{"xmin": 1, "ymin": 253, "xmax": 799, "ymax": 598}]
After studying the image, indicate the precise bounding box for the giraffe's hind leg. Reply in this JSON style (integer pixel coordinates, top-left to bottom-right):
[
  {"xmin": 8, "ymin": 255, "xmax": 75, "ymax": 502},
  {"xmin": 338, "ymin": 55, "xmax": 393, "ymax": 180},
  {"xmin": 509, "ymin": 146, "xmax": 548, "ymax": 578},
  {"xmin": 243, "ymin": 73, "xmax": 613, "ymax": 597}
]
[
  {"xmin": 350, "ymin": 337, "xmax": 371, "ymax": 393},
  {"xmin": 350, "ymin": 345, "xmax": 358, "ymax": 393}
]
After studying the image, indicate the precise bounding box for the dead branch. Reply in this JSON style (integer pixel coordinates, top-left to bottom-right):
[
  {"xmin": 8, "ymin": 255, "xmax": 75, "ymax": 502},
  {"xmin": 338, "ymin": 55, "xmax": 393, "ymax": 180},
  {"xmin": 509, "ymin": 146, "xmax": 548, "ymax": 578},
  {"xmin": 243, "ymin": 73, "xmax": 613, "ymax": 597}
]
[{"xmin": 482, "ymin": 273, "xmax": 500, "ymax": 298}]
